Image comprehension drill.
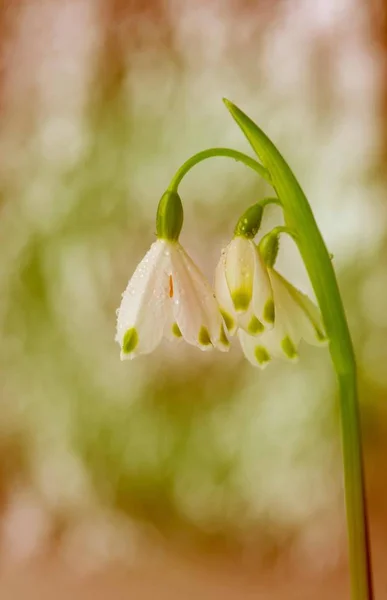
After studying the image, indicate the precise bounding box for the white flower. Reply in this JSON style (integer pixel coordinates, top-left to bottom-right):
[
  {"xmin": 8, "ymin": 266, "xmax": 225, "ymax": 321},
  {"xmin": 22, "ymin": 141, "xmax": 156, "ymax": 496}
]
[
  {"xmin": 214, "ymin": 236, "xmax": 275, "ymax": 336},
  {"xmin": 238, "ymin": 268, "xmax": 328, "ymax": 368},
  {"xmin": 116, "ymin": 239, "xmax": 229, "ymax": 360}
]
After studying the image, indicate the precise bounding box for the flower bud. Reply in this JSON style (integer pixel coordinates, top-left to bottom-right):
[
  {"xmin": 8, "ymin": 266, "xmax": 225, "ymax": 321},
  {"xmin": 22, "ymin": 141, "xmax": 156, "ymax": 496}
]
[
  {"xmin": 156, "ymin": 190, "xmax": 184, "ymax": 241},
  {"xmin": 258, "ymin": 230, "xmax": 280, "ymax": 267},
  {"xmin": 234, "ymin": 203, "xmax": 263, "ymax": 239}
]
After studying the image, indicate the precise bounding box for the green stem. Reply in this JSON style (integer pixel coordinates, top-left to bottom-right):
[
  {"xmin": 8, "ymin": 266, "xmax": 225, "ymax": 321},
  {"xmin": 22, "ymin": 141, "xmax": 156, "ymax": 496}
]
[
  {"xmin": 263, "ymin": 224, "xmax": 297, "ymax": 242},
  {"xmin": 339, "ymin": 371, "xmax": 373, "ymax": 599},
  {"xmin": 168, "ymin": 147, "xmax": 272, "ymax": 191},
  {"xmin": 223, "ymin": 99, "xmax": 373, "ymax": 599},
  {"xmin": 257, "ymin": 196, "xmax": 282, "ymax": 208}
]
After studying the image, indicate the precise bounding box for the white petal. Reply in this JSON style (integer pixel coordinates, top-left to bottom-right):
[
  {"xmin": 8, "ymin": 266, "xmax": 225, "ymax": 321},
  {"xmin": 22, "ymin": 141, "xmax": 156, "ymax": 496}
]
[
  {"xmin": 223, "ymin": 238, "xmax": 274, "ymax": 335},
  {"xmin": 163, "ymin": 308, "xmax": 184, "ymax": 342},
  {"xmin": 270, "ymin": 270, "xmax": 327, "ymax": 347},
  {"xmin": 238, "ymin": 269, "xmax": 327, "ymax": 367},
  {"xmin": 246, "ymin": 271, "xmax": 301, "ymax": 362},
  {"xmin": 252, "ymin": 248, "xmax": 275, "ymax": 328},
  {"xmin": 170, "ymin": 244, "xmax": 229, "ymax": 352},
  {"xmin": 238, "ymin": 329, "xmax": 272, "ymax": 369},
  {"xmin": 116, "ymin": 240, "xmax": 170, "ymax": 359},
  {"xmin": 236, "ymin": 302, "xmax": 263, "ymax": 336},
  {"xmin": 225, "ymin": 237, "xmax": 255, "ymax": 313},
  {"xmin": 214, "ymin": 251, "xmax": 238, "ymax": 335},
  {"xmin": 237, "ymin": 248, "xmax": 273, "ymax": 336},
  {"xmin": 272, "ymin": 271, "xmax": 327, "ymax": 346}
]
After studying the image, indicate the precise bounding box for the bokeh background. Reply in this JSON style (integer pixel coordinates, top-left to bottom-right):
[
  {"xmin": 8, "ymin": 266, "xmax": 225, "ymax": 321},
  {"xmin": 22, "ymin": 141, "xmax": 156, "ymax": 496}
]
[{"xmin": 0, "ymin": 0, "xmax": 386, "ymax": 598}]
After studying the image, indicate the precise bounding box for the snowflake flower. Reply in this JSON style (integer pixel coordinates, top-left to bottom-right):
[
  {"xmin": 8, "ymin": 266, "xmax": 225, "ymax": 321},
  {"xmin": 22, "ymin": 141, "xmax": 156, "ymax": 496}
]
[{"xmin": 116, "ymin": 191, "xmax": 229, "ymax": 360}]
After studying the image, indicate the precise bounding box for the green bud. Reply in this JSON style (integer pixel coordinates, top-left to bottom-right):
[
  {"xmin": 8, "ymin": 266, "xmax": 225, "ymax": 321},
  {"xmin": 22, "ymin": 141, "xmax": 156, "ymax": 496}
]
[
  {"xmin": 258, "ymin": 231, "xmax": 279, "ymax": 268},
  {"xmin": 156, "ymin": 190, "xmax": 184, "ymax": 241},
  {"xmin": 234, "ymin": 203, "xmax": 263, "ymax": 239}
]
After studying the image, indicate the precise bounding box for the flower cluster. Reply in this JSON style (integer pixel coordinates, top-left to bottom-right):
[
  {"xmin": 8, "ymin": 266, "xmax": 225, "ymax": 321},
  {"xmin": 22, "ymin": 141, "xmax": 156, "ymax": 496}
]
[{"xmin": 116, "ymin": 192, "xmax": 327, "ymax": 367}]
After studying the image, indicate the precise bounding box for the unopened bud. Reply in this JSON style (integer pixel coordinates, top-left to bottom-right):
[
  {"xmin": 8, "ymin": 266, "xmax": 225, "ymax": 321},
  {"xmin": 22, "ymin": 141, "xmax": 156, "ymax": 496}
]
[
  {"xmin": 258, "ymin": 230, "xmax": 280, "ymax": 267},
  {"xmin": 234, "ymin": 203, "xmax": 263, "ymax": 239},
  {"xmin": 156, "ymin": 190, "xmax": 184, "ymax": 241}
]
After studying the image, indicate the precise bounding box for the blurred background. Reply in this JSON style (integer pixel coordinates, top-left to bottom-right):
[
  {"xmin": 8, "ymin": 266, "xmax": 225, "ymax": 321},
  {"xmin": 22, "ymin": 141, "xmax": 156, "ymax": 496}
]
[{"xmin": 0, "ymin": 0, "xmax": 386, "ymax": 598}]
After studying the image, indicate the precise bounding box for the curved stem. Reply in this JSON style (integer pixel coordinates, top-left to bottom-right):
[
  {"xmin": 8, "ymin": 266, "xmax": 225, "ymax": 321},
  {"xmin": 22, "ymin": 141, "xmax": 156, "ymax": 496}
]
[
  {"xmin": 168, "ymin": 148, "xmax": 272, "ymax": 191},
  {"xmin": 258, "ymin": 225, "xmax": 298, "ymax": 267},
  {"xmin": 258, "ymin": 196, "xmax": 282, "ymax": 208},
  {"xmin": 265, "ymin": 224, "xmax": 297, "ymax": 242}
]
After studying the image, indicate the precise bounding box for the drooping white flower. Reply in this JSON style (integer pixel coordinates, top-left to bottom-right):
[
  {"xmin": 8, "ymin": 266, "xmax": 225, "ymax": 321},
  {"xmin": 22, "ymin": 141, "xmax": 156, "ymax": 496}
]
[
  {"xmin": 115, "ymin": 239, "xmax": 229, "ymax": 360},
  {"xmin": 238, "ymin": 268, "xmax": 328, "ymax": 368},
  {"xmin": 214, "ymin": 236, "xmax": 275, "ymax": 336}
]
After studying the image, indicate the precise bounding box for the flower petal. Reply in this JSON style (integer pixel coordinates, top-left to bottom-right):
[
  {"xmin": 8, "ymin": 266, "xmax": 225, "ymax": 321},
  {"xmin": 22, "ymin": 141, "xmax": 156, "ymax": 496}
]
[
  {"xmin": 272, "ymin": 271, "xmax": 328, "ymax": 346},
  {"xmin": 237, "ymin": 250, "xmax": 274, "ymax": 336},
  {"xmin": 269, "ymin": 269, "xmax": 327, "ymax": 347},
  {"xmin": 170, "ymin": 244, "xmax": 229, "ymax": 352},
  {"xmin": 164, "ymin": 309, "xmax": 184, "ymax": 342},
  {"xmin": 252, "ymin": 247, "xmax": 275, "ymax": 328},
  {"xmin": 238, "ymin": 268, "xmax": 327, "ymax": 367},
  {"xmin": 225, "ymin": 237, "xmax": 255, "ymax": 313},
  {"xmin": 214, "ymin": 251, "xmax": 238, "ymax": 335},
  {"xmin": 116, "ymin": 240, "xmax": 170, "ymax": 359},
  {"xmin": 238, "ymin": 329, "xmax": 272, "ymax": 369}
]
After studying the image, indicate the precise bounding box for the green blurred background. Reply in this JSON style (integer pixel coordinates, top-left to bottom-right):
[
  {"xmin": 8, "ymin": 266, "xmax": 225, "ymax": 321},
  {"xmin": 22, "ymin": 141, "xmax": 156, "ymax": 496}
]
[{"xmin": 0, "ymin": 0, "xmax": 386, "ymax": 597}]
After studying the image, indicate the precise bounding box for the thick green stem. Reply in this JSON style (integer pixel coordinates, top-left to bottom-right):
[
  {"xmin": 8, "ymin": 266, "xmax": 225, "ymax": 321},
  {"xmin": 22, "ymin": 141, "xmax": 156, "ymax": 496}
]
[
  {"xmin": 168, "ymin": 147, "xmax": 272, "ymax": 191},
  {"xmin": 339, "ymin": 372, "xmax": 374, "ymax": 599}
]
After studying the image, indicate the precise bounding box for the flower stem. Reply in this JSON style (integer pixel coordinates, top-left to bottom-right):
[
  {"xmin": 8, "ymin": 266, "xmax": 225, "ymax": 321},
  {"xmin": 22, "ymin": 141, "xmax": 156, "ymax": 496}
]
[
  {"xmin": 222, "ymin": 98, "xmax": 373, "ymax": 600},
  {"xmin": 339, "ymin": 371, "xmax": 374, "ymax": 599},
  {"xmin": 168, "ymin": 147, "xmax": 272, "ymax": 191}
]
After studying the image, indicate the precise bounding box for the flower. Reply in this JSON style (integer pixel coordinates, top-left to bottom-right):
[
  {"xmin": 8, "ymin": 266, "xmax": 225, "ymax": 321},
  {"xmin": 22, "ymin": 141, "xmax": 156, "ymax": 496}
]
[
  {"xmin": 214, "ymin": 236, "xmax": 275, "ymax": 336},
  {"xmin": 115, "ymin": 239, "xmax": 230, "ymax": 360},
  {"xmin": 238, "ymin": 268, "xmax": 328, "ymax": 368}
]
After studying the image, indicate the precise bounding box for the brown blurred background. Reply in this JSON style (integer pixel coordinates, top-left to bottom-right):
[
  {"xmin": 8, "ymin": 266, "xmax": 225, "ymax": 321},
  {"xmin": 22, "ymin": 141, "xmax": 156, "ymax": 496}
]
[{"xmin": 0, "ymin": 0, "xmax": 387, "ymax": 598}]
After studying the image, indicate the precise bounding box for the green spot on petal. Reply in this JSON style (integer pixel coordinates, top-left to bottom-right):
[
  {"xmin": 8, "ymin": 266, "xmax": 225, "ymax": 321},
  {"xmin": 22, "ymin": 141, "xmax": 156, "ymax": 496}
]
[
  {"xmin": 220, "ymin": 309, "xmax": 235, "ymax": 332},
  {"xmin": 122, "ymin": 327, "xmax": 138, "ymax": 354},
  {"xmin": 281, "ymin": 335, "xmax": 298, "ymax": 360},
  {"xmin": 231, "ymin": 289, "xmax": 251, "ymax": 311},
  {"xmin": 263, "ymin": 298, "xmax": 275, "ymax": 324},
  {"xmin": 254, "ymin": 346, "xmax": 271, "ymax": 365},
  {"xmin": 219, "ymin": 325, "xmax": 230, "ymax": 347},
  {"xmin": 172, "ymin": 323, "xmax": 182, "ymax": 338},
  {"xmin": 198, "ymin": 326, "xmax": 212, "ymax": 346},
  {"xmin": 247, "ymin": 316, "xmax": 265, "ymax": 335}
]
